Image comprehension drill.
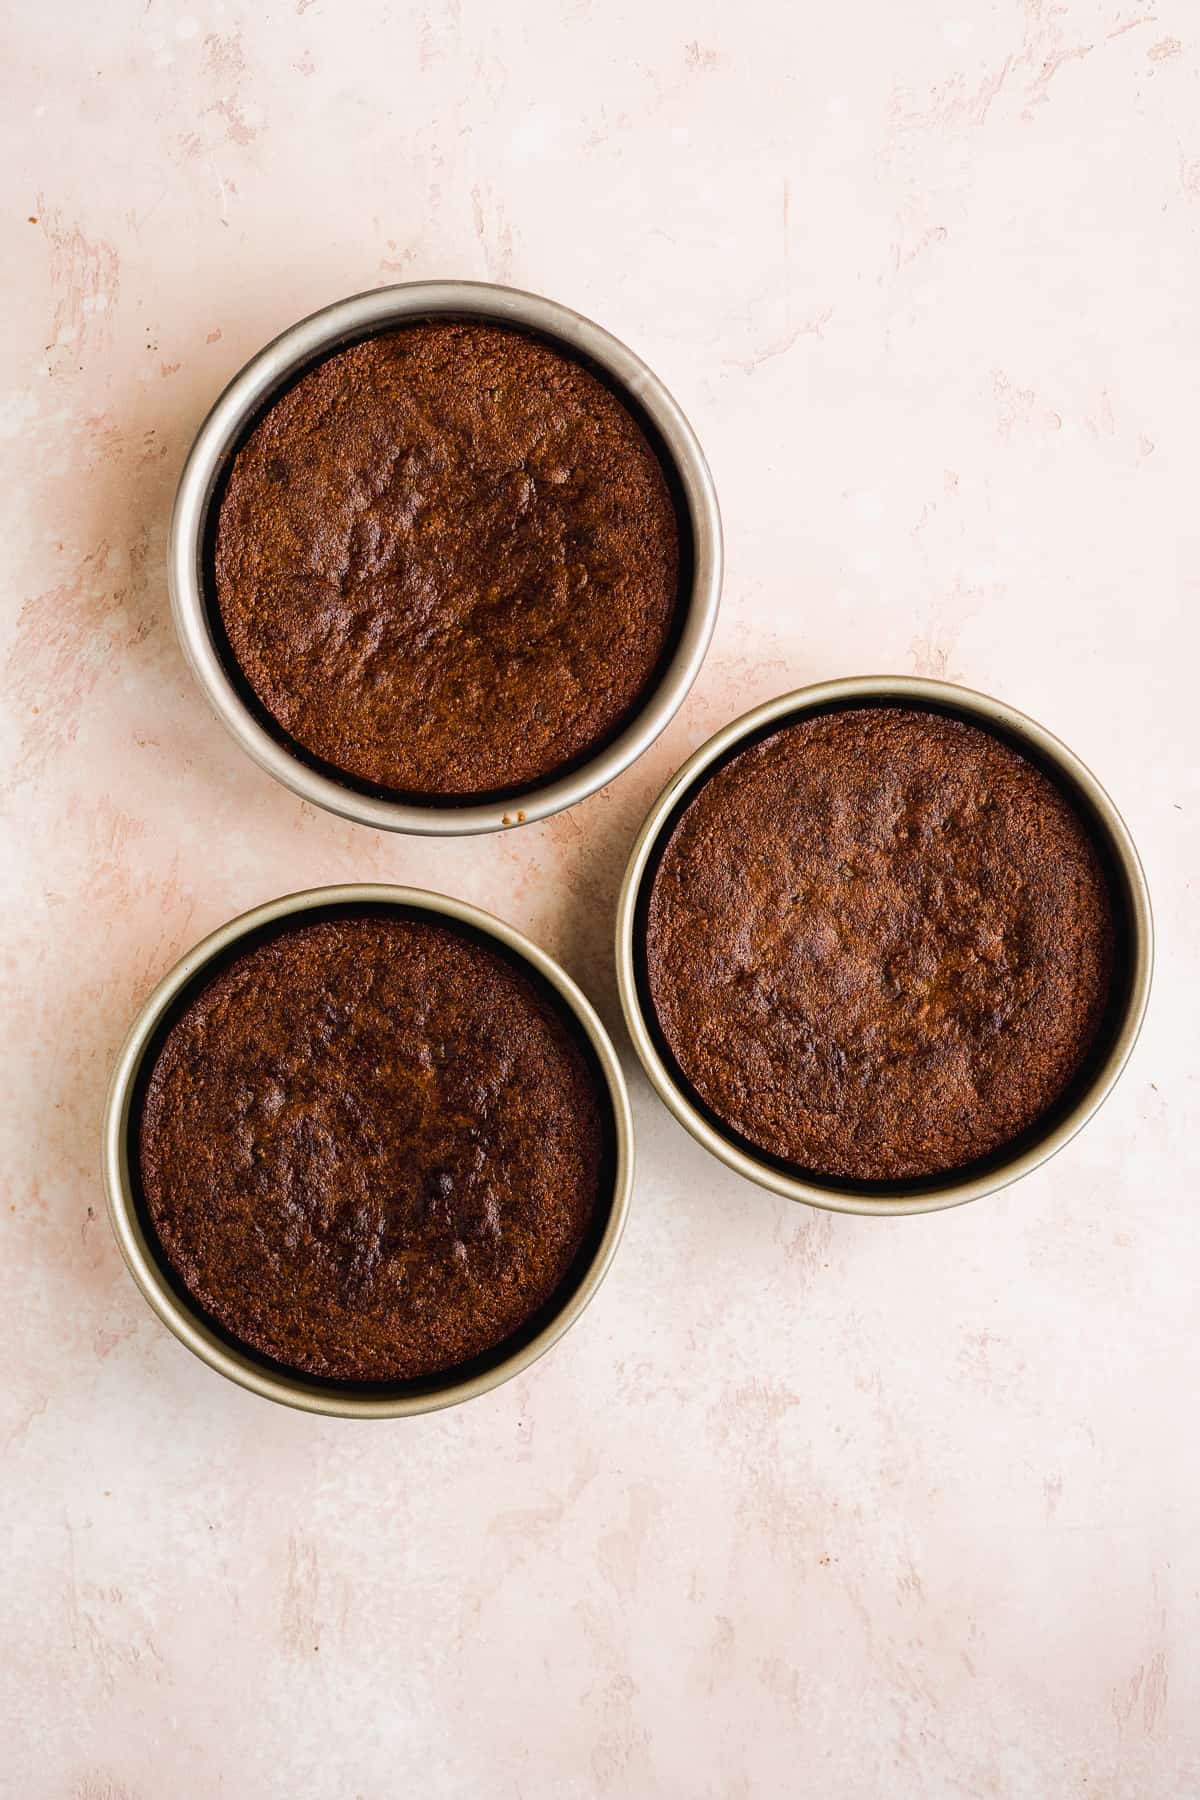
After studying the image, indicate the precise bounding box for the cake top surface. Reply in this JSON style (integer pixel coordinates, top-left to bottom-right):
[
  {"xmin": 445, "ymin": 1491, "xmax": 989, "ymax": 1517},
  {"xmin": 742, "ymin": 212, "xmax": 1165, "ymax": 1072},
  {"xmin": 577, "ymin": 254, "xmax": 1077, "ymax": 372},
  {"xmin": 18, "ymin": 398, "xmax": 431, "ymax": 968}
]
[
  {"xmin": 644, "ymin": 705, "xmax": 1115, "ymax": 1183},
  {"xmin": 138, "ymin": 912, "xmax": 605, "ymax": 1382},
  {"xmin": 214, "ymin": 320, "xmax": 681, "ymax": 800}
]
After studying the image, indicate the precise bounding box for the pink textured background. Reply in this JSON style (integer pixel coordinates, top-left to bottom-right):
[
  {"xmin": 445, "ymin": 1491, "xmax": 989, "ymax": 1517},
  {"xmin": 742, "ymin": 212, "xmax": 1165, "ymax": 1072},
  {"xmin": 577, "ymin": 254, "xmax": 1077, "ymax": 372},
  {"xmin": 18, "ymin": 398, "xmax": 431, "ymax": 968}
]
[{"xmin": 2, "ymin": 1, "xmax": 1198, "ymax": 1794}]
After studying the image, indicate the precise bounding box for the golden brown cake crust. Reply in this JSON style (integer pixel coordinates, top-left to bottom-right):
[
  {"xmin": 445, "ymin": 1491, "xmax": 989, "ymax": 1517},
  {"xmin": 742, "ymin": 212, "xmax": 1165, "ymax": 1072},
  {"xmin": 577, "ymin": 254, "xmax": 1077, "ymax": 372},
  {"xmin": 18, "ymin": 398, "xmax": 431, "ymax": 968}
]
[
  {"xmin": 644, "ymin": 707, "xmax": 1115, "ymax": 1182},
  {"xmin": 137, "ymin": 914, "xmax": 604, "ymax": 1381},
  {"xmin": 213, "ymin": 321, "xmax": 680, "ymax": 799}
]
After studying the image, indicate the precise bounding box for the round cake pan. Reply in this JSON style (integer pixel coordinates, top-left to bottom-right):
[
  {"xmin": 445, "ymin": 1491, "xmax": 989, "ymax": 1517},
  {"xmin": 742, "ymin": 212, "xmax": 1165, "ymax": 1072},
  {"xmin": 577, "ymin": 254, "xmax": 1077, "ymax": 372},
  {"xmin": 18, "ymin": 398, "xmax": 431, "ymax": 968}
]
[
  {"xmin": 103, "ymin": 884, "xmax": 634, "ymax": 1416},
  {"xmin": 170, "ymin": 280, "xmax": 722, "ymax": 835},
  {"xmin": 615, "ymin": 675, "xmax": 1153, "ymax": 1217}
]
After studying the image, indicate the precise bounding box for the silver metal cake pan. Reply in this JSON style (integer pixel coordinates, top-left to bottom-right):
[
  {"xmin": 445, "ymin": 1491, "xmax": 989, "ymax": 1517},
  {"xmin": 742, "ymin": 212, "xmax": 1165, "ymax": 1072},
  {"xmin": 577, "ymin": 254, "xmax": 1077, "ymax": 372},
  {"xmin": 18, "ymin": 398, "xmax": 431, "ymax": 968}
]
[
  {"xmin": 615, "ymin": 675, "xmax": 1153, "ymax": 1217},
  {"xmin": 103, "ymin": 884, "xmax": 634, "ymax": 1416},
  {"xmin": 170, "ymin": 280, "xmax": 723, "ymax": 835}
]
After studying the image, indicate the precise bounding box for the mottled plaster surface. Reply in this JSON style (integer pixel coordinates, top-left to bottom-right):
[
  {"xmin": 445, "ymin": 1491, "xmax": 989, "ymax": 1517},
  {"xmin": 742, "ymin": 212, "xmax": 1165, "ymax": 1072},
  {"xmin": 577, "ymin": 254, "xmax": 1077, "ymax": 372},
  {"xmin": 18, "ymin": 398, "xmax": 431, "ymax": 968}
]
[{"xmin": 1, "ymin": 1, "xmax": 1197, "ymax": 1794}]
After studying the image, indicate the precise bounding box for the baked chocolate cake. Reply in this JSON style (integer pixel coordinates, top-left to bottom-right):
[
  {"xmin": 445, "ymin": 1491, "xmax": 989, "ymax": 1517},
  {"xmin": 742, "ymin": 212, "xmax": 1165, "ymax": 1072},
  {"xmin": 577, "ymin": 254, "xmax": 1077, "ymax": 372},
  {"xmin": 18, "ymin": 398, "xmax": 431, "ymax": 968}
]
[
  {"xmin": 137, "ymin": 913, "xmax": 605, "ymax": 1381},
  {"xmin": 644, "ymin": 706, "xmax": 1115, "ymax": 1183},
  {"xmin": 213, "ymin": 320, "xmax": 681, "ymax": 799}
]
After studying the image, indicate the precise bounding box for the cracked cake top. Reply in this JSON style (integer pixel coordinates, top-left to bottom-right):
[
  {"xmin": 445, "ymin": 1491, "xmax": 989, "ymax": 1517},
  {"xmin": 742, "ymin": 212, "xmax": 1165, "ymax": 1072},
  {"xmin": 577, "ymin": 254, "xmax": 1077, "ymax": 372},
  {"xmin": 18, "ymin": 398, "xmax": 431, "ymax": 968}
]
[
  {"xmin": 138, "ymin": 913, "xmax": 605, "ymax": 1382},
  {"xmin": 643, "ymin": 706, "xmax": 1116, "ymax": 1183},
  {"xmin": 213, "ymin": 320, "xmax": 681, "ymax": 799}
]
